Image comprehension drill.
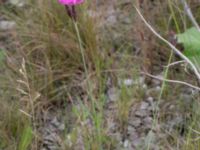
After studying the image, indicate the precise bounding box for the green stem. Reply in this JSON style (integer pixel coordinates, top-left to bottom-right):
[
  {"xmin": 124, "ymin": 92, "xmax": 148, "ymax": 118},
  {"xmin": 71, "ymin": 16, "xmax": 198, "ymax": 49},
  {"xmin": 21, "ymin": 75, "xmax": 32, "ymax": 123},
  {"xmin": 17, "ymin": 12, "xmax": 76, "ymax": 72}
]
[
  {"xmin": 73, "ymin": 21, "xmax": 88, "ymax": 77},
  {"xmin": 73, "ymin": 20, "xmax": 96, "ymax": 113},
  {"xmin": 74, "ymin": 21, "xmax": 104, "ymax": 148},
  {"xmin": 147, "ymin": 1, "xmax": 181, "ymax": 149}
]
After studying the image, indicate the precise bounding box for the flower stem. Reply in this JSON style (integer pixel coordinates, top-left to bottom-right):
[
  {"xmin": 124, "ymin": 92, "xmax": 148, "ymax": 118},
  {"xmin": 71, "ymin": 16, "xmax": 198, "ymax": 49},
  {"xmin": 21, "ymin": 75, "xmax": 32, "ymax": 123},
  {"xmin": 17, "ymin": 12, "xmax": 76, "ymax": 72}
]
[{"xmin": 73, "ymin": 21, "xmax": 88, "ymax": 78}]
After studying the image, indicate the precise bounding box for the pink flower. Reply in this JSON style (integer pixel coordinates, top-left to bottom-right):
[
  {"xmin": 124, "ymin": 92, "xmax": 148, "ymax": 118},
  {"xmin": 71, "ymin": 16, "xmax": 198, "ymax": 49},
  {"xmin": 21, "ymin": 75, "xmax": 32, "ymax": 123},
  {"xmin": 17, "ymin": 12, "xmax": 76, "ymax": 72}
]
[{"xmin": 58, "ymin": 0, "xmax": 84, "ymax": 5}]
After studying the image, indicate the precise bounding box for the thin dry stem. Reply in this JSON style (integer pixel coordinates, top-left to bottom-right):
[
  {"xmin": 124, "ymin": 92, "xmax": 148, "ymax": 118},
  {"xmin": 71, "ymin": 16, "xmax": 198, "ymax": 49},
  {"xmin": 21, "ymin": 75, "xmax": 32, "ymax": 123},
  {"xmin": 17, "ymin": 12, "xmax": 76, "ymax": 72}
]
[
  {"xmin": 134, "ymin": 6, "xmax": 200, "ymax": 83},
  {"xmin": 180, "ymin": 0, "xmax": 200, "ymax": 31},
  {"xmin": 142, "ymin": 72, "xmax": 200, "ymax": 91}
]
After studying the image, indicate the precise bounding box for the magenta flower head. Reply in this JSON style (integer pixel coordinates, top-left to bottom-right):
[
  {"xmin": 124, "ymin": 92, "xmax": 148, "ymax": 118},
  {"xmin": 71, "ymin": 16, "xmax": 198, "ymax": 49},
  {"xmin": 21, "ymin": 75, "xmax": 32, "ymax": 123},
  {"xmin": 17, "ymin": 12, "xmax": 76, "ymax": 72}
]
[
  {"xmin": 58, "ymin": 0, "xmax": 84, "ymax": 6},
  {"xmin": 58, "ymin": 0, "xmax": 84, "ymax": 21}
]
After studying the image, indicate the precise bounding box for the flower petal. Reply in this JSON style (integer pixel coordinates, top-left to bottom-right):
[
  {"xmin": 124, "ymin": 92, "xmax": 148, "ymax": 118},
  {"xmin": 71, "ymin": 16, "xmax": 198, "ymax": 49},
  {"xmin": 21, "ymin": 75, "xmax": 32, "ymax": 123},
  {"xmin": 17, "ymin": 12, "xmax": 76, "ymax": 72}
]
[{"xmin": 58, "ymin": 0, "xmax": 84, "ymax": 5}]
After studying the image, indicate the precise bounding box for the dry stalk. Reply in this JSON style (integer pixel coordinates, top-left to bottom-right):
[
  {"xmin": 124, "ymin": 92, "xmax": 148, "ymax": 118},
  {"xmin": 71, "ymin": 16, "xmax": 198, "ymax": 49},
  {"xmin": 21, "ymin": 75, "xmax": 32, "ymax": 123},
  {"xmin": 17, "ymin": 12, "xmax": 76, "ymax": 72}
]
[
  {"xmin": 134, "ymin": 6, "xmax": 200, "ymax": 83},
  {"xmin": 142, "ymin": 72, "xmax": 200, "ymax": 91},
  {"xmin": 180, "ymin": 0, "xmax": 200, "ymax": 31}
]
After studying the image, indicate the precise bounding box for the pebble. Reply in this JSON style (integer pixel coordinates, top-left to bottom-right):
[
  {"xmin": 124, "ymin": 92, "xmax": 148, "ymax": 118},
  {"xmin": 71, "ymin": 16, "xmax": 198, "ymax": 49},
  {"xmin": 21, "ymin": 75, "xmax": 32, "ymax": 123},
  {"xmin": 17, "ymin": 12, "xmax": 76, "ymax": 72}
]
[
  {"xmin": 51, "ymin": 117, "xmax": 60, "ymax": 127},
  {"xmin": 123, "ymin": 139, "xmax": 129, "ymax": 148},
  {"xmin": 119, "ymin": 77, "xmax": 145, "ymax": 87},
  {"xmin": 123, "ymin": 78, "xmax": 134, "ymax": 86},
  {"xmin": 146, "ymin": 97, "xmax": 154, "ymax": 103},
  {"xmin": 129, "ymin": 117, "xmax": 142, "ymax": 127},
  {"xmin": 132, "ymin": 138, "xmax": 143, "ymax": 147},
  {"xmin": 127, "ymin": 124, "xmax": 136, "ymax": 131},
  {"xmin": 135, "ymin": 110, "xmax": 148, "ymax": 117},
  {"xmin": 107, "ymin": 87, "xmax": 120, "ymax": 102},
  {"xmin": 129, "ymin": 131, "xmax": 139, "ymax": 141},
  {"xmin": 0, "ymin": 20, "xmax": 16, "ymax": 31},
  {"xmin": 8, "ymin": 0, "xmax": 25, "ymax": 7},
  {"xmin": 143, "ymin": 117, "xmax": 153, "ymax": 124},
  {"xmin": 152, "ymin": 74, "xmax": 163, "ymax": 86},
  {"xmin": 140, "ymin": 102, "xmax": 149, "ymax": 110}
]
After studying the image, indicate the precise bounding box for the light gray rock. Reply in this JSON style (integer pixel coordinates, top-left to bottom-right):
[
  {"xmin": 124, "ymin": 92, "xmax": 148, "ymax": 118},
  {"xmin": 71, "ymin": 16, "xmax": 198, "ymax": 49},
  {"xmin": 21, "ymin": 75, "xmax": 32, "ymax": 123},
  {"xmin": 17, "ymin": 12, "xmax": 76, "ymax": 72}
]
[
  {"xmin": 58, "ymin": 123, "xmax": 65, "ymax": 131},
  {"xmin": 119, "ymin": 77, "xmax": 145, "ymax": 87},
  {"xmin": 123, "ymin": 79, "xmax": 134, "ymax": 86},
  {"xmin": 146, "ymin": 97, "xmax": 154, "ymax": 103},
  {"xmin": 140, "ymin": 102, "xmax": 149, "ymax": 110},
  {"xmin": 135, "ymin": 110, "xmax": 148, "ymax": 117},
  {"xmin": 152, "ymin": 79, "xmax": 161, "ymax": 86},
  {"xmin": 107, "ymin": 87, "xmax": 120, "ymax": 102},
  {"xmin": 129, "ymin": 117, "xmax": 142, "ymax": 127},
  {"xmin": 127, "ymin": 125, "xmax": 136, "ymax": 133},
  {"xmin": 8, "ymin": 0, "xmax": 25, "ymax": 7},
  {"xmin": 123, "ymin": 139, "xmax": 129, "ymax": 148},
  {"xmin": 51, "ymin": 117, "xmax": 60, "ymax": 127},
  {"xmin": 152, "ymin": 73, "xmax": 163, "ymax": 86},
  {"xmin": 146, "ymin": 86, "xmax": 161, "ymax": 96},
  {"xmin": 0, "ymin": 21, "xmax": 16, "ymax": 30},
  {"xmin": 143, "ymin": 117, "xmax": 153, "ymax": 125},
  {"xmin": 132, "ymin": 138, "xmax": 144, "ymax": 147},
  {"xmin": 129, "ymin": 131, "xmax": 139, "ymax": 141}
]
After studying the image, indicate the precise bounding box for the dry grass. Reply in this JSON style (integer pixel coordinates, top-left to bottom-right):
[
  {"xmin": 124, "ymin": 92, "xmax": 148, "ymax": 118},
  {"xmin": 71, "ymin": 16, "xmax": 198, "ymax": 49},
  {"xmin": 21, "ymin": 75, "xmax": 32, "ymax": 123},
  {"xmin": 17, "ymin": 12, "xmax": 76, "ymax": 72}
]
[{"xmin": 0, "ymin": 0, "xmax": 200, "ymax": 149}]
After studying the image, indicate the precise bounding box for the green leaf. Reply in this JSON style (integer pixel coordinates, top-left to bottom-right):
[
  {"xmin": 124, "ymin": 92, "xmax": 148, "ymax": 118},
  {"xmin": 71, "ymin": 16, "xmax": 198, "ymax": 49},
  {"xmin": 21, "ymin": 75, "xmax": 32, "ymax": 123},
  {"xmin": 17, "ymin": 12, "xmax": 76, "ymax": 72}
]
[
  {"xmin": 18, "ymin": 125, "xmax": 33, "ymax": 150},
  {"xmin": 177, "ymin": 27, "xmax": 200, "ymax": 69}
]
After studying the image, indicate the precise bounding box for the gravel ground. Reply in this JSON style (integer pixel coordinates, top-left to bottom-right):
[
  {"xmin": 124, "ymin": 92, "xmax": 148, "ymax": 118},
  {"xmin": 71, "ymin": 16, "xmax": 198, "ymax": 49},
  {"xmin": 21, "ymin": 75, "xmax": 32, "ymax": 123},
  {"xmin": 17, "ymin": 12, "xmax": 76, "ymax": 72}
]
[
  {"xmin": 38, "ymin": 76, "xmax": 197, "ymax": 150},
  {"xmin": 1, "ymin": 0, "xmax": 199, "ymax": 149}
]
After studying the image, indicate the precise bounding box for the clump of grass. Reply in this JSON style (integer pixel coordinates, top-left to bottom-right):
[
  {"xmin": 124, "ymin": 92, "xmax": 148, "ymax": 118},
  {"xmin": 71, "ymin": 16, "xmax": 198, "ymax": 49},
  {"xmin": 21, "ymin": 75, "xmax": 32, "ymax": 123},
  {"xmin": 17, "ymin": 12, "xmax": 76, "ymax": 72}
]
[
  {"xmin": 1, "ymin": 0, "xmax": 106, "ymax": 149},
  {"xmin": 5, "ymin": 0, "xmax": 104, "ymax": 105},
  {"xmin": 1, "ymin": 0, "xmax": 200, "ymax": 149},
  {"xmin": 0, "ymin": 100, "xmax": 31, "ymax": 149}
]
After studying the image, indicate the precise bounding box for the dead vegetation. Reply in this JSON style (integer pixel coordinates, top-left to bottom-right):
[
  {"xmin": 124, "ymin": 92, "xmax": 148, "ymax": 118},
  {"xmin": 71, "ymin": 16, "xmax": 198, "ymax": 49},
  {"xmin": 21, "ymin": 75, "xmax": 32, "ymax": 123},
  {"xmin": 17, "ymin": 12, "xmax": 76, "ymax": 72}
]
[{"xmin": 0, "ymin": 0, "xmax": 200, "ymax": 149}]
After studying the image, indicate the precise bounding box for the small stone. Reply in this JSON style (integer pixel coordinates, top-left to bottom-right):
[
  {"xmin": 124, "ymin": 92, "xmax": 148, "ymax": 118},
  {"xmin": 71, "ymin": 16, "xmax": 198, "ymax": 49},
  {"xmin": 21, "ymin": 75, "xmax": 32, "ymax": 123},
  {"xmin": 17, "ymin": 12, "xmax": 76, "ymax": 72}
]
[
  {"xmin": 156, "ymin": 86, "xmax": 161, "ymax": 91},
  {"xmin": 119, "ymin": 77, "xmax": 145, "ymax": 87},
  {"xmin": 140, "ymin": 102, "xmax": 149, "ymax": 110},
  {"xmin": 122, "ymin": 17, "xmax": 131, "ymax": 24},
  {"xmin": 142, "ymin": 84, "xmax": 147, "ymax": 89},
  {"xmin": 123, "ymin": 79, "xmax": 134, "ymax": 86},
  {"xmin": 129, "ymin": 117, "xmax": 142, "ymax": 127},
  {"xmin": 127, "ymin": 125, "xmax": 136, "ymax": 134},
  {"xmin": 132, "ymin": 138, "xmax": 143, "ymax": 147},
  {"xmin": 48, "ymin": 145, "xmax": 59, "ymax": 150},
  {"xmin": 138, "ymin": 77, "xmax": 145, "ymax": 85},
  {"xmin": 169, "ymin": 104, "xmax": 175, "ymax": 110},
  {"xmin": 58, "ymin": 123, "xmax": 65, "ymax": 131},
  {"xmin": 143, "ymin": 117, "xmax": 153, "ymax": 124},
  {"xmin": 112, "ymin": 132, "xmax": 122, "ymax": 142},
  {"xmin": 107, "ymin": 87, "xmax": 120, "ymax": 102},
  {"xmin": 107, "ymin": 15, "xmax": 117, "ymax": 25},
  {"xmin": 146, "ymin": 87, "xmax": 161, "ymax": 96},
  {"xmin": 146, "ymin": 97, "xmax": 154, "ymax": 103},
  {"xmin": 152, "ymin": 74, "xmax": 163, "ymax": 85},
  {"xmin": 135, "ymin": 110, "xmax": 148, "ymax": 117},
  {"xmin": 44, "ymin": 135, "xmax": 55, "ymax": 143},
  {"xmin": 0, "ymin": 21, "xmax": 16, "ymax": 30},
  {"xmin": 180, "ymin": 94, "xmax": 193, "ymax": 104},
  {"xmin": 107, "ymin": 120, "xmax": 117, "ymax": 132},
  {"xmin": 8, "ymin": 0, "xmax": 25, "ymax": 7},
  {"xmin": 87, "ymin": 10, "xmax": 99, "ymax": 18},
  {"xmin": 152, "ymin": 79, "xmax": 161, "ymax": 86},
  {"xmin": 129, "ymin": 131, "xmax": 139, "ymax": 141},
  {"xmin": 123, "ymin": 139, "xmax": 129, "ymax": 148},
  {"xmin": 51, "ymin": 117, "xmax": 60, "ymax": 127}
]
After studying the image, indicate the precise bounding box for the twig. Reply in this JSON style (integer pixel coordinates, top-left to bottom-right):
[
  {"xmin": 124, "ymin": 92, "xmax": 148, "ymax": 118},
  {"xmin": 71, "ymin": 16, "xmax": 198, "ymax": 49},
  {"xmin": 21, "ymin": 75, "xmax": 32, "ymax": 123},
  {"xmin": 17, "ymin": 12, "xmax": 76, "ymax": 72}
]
[
  {"xmin": 180, "ymin": 0, "xmax": 200, "ymax": 31},
  {"xmin": 134, "ymin": 6, "xmax": 200, "ymax": 82},
  {"xmin": 142, "ymin": 72, "xmax": 200, "ymax": 91},
  {"xmin": 164, "ymin": 60, "xmax": 186, "ymax": 68}
]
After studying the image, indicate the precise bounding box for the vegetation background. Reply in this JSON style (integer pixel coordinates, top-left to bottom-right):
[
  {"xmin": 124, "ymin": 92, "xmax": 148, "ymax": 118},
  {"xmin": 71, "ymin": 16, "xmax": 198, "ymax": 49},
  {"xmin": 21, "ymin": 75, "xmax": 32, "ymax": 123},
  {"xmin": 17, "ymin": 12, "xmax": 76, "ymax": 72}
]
[{"xmin": 0, "ymin": 0, "xmax": 200, "ymax": 149}]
